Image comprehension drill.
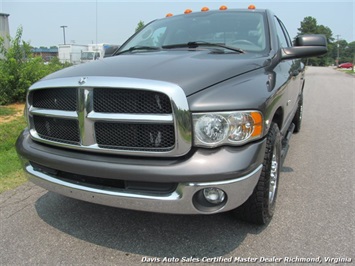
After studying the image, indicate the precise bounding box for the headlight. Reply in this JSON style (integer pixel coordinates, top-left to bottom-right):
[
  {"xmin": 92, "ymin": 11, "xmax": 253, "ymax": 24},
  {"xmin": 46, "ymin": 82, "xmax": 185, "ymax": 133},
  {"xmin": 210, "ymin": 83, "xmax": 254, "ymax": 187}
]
[
  {"xmin": 193, "ymin": 111, "xmax": 263, "ymax": 148},
  {"xmin": 194, "ymin": 114, "xmax": 229, "ymax": 144}
]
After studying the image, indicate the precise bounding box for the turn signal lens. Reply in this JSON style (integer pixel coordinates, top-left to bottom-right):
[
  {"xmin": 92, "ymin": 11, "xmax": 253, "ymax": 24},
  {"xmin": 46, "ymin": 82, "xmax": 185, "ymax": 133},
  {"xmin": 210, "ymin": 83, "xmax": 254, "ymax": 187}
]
[{"xmin": 250, "ymin": 111, "xmax": 263, "ymax": 137}]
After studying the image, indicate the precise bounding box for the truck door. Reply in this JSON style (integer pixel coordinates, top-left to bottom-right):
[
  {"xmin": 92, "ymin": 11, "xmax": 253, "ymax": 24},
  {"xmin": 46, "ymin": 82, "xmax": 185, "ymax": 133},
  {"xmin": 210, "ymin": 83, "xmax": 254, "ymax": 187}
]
[{"xmin": 274, "ymin": 17, "xmax": 302, "ymax": 127}]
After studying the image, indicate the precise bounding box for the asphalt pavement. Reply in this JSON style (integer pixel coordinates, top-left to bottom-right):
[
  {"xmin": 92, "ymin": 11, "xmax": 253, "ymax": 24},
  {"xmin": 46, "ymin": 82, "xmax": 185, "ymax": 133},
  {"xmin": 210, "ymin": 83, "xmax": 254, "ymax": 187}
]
[{"xmin": 0, "ymin": 67, "xmax": 354, "ymax": 265}]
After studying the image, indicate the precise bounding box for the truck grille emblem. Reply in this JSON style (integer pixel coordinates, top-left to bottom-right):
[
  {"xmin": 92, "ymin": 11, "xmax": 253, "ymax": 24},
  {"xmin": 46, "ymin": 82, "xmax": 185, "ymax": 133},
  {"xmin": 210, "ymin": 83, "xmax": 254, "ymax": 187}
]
[{"xmin": 78, "ymin": 77, "xmax": 87, "ymax": 85}]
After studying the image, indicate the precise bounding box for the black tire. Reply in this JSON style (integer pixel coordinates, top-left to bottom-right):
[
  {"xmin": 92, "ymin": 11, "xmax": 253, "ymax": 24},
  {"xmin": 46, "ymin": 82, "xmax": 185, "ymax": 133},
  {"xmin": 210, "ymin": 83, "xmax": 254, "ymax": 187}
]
[
  {"xmin": 233, "ymin": 123, "xmax": 281, "ymax": 225},
  {"xmin": 292, "ymin": 93, "xmax": 303, "ymax": 133}
]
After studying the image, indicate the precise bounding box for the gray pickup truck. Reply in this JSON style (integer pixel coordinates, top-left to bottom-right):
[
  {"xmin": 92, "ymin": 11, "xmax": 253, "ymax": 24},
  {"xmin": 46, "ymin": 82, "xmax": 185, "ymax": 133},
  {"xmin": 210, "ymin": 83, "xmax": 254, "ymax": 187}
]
[{"xmin": 16, "ymin": 6, "xmax": 327, "ymax": 224}]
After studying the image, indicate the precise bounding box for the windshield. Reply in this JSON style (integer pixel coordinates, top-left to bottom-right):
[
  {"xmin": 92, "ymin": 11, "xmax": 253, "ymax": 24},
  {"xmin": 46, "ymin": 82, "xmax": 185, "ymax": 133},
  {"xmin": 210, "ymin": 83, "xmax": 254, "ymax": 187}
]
[{"xmin": 120, "ymin": 11, "xmax": 268, "ymax": 53}]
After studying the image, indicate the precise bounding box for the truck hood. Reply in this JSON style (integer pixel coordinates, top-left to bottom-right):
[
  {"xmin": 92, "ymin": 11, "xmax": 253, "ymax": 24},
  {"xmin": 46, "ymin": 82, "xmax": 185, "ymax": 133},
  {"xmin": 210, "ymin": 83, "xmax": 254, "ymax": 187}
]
[{"xmin": 44, "ymin": 50, "xmax": 267, "ymax": 96}]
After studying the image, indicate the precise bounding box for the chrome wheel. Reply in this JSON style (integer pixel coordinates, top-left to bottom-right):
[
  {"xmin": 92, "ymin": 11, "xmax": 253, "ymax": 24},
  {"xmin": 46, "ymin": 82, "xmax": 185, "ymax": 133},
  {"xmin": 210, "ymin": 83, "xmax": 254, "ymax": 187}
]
[
  {"xmin": 268, "ymin": 148, "xmax": 279, "ymax": 206},
  {"xmin": 233, "ymin": 122, "xmax": 281, "ymax": 225},
  {"xmin": 298, "ymin": 104, "xmax": 303, "ymax": 122}
]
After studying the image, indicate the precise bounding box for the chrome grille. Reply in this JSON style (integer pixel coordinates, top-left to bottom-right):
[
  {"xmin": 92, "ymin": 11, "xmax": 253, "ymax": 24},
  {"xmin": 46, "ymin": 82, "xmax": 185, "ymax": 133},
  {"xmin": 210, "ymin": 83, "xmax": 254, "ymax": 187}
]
[
  {"xmin": 27, "ymin": 77, "xmax": 192, "ymax": 157},
  {"xmin": 95, "ymin": 122, "xmax": 175, "ymax": 151},
  {"xmin": 93, "ymin": 88, "xmax": 172, "ymax": 114},
  {"xmin": 33, "ymin": 116, "xmax": 80, "ymax": 145},
  {"xmin": 32, "ymin": 87, "xmax": 77, "ymax": 111}
]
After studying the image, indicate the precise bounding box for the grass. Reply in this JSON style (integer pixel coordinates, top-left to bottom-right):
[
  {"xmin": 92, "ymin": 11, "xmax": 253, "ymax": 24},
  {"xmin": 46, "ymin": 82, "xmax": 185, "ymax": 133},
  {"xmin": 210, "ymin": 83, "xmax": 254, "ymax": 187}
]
[
  {"xmin": 345, "ymin": 69, "xmax": 355, "ymax": 75},
  {"xmin": 0, "ymin": 106, "xmax": 16, "ymax": 116},
  {"xmin": 0, "ymin": 107, "xmax": 27, "ymax": 193}
]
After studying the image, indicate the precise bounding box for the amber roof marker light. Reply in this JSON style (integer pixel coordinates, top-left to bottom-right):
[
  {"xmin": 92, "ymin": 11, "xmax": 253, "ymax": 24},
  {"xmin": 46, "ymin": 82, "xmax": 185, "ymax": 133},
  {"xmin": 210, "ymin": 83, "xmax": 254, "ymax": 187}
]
[
  {"xmin": 184, "ymin": 9, "xmax": 193, "ymax": 14},
  {"xmin": 166, "ymin": 13, "xmax": 173, "ymax": 17},
  {"xmin": 201, "ymin": 7, "xmax": 210, "ymax": 12},
  {"xmin": 219, "ymin": 5, "xmax": 228, "ymax": 11},
  {"xmin": 248, "ymin": 4, "xmax": 256, "ymax": 10}
]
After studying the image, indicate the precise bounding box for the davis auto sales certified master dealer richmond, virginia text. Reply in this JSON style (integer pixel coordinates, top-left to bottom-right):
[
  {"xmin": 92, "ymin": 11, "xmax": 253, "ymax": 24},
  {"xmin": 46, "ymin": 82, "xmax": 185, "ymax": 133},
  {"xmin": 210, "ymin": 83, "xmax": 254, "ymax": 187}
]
[{"xmin": 141, "ymin": 256, "xmax": 352, "ymax": 264}]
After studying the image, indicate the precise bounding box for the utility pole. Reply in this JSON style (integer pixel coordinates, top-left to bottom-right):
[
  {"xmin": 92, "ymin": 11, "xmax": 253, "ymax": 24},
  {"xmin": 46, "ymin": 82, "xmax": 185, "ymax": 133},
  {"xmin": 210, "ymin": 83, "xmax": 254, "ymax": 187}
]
[
  {"xmin": 96, "ymin": 0, "xmax": 98, "ymax": 44},
  {"xmin": 0, "ymin": 12, "xmax": 10, "ymax": 55},
  {"xmin": 336, "ymin": 34, "xmax": 341, "ymax": 67},
  {"xmin": 60, "ymin": 25, "xmax": 68, "ymax": 45}
]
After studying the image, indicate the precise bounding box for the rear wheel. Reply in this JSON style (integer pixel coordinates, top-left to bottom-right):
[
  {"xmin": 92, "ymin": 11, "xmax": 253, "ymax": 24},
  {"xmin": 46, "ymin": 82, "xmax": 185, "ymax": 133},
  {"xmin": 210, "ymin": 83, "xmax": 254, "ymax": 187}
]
[{"xmin": 233, "ymin": 123, "xmax": 281, "ymax": 225}]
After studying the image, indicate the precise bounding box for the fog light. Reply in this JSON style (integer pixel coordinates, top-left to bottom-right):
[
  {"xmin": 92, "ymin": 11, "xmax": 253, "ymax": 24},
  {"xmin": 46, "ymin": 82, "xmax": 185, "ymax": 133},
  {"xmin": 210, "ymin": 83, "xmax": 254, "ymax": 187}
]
[{"xmin": 203, "ymin": 188, "xmax": 225, "ymax": 204}]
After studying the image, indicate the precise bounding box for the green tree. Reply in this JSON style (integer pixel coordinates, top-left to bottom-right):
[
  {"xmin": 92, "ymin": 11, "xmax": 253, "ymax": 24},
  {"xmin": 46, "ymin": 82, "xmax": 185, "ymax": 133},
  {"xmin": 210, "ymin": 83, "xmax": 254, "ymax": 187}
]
[
  {"xmin": 337, "ymin": 41, "xmax": 355, "ymax": 64},
  {"xmin": 296, "ymin": 16, "xmax": 334, "ymax": 66},
  {"xmin": 296, "ymin": 16, "xmax": 355, "ymax": 67},
  {"xmin": 297, "ymin": 16, "xmax": 318, "ymax": 36},
  {"xmin": 0, "ymin": 26, "xmax": 32, "ymax": 104},
  {"xmin": 0, "ymin": 26, "xmax": 71, "ymax": 105},
  {"xmin": 321, "ymin": 37, "xmax": 355, "ymax": 67},
  {"xmin": 329, "ymin": 39, "xmax": 347, "ymax": 64},
  {"xmin": 135, "ymin": 20, "xmax": 145, "ymax": 32},
  {"xmin": 346, "ymin": 41, "xmax": 355, "ymax": 65}
]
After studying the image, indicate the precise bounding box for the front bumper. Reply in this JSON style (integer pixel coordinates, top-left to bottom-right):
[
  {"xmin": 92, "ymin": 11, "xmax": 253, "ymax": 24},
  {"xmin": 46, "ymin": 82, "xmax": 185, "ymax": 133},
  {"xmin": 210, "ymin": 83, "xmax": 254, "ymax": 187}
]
[{"xmin": 17, "ymin": 129, "xmax": 266, "ymax": 214}]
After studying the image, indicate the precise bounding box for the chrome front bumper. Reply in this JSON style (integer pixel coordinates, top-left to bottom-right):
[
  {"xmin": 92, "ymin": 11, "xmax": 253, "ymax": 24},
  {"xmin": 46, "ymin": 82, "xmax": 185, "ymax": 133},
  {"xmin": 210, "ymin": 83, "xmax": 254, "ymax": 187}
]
[{"xmin": 24, "ymin": 163, "xmax": 262, "ymax": 214}]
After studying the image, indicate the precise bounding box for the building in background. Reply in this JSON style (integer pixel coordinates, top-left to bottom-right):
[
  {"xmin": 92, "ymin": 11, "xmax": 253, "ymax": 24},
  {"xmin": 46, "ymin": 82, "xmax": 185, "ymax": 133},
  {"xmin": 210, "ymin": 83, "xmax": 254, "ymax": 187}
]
[
  {"xmin": 0, "ymin": 13, "xmax": 10, "ymax": 58},
  {"xmin": 32, "ymin": 47, "xmax": 58, "ymax": 62}
]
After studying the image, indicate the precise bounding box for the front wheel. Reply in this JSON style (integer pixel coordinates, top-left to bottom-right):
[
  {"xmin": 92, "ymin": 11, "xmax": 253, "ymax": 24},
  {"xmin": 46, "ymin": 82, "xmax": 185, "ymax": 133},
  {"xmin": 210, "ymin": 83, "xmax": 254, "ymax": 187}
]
[{"xmin": 233, "ymin": 123, "xmax": 281, "ymax": 225}]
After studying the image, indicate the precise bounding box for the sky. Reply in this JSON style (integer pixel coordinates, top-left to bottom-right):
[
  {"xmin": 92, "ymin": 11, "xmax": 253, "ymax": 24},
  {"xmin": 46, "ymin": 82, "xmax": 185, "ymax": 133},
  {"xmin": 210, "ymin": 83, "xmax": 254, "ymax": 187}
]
[{"xmin": 1, "ymin": 0, "xmax": 354, "ymax": 47}]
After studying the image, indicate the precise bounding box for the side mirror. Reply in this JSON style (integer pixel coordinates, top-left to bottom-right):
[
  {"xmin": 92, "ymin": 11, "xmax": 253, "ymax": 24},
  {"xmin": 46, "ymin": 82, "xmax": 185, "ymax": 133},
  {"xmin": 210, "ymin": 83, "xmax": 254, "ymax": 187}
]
[
  {"xmin": 104, "ymin": 45, "xmax": 120, "ymax": 58},
  {"xmin": 281, "ymin": 34, "xmax": 327, "ymax": 60}
]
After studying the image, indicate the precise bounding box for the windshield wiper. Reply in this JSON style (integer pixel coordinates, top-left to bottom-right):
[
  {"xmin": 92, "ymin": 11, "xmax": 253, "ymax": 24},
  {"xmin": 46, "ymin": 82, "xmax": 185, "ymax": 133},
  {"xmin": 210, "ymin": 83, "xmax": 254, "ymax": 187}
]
[
  {"xmin": 114, "ymin": 46, "xmax": 161, "ymax": 55},
  {"xmin": 162, "ymin": 41, "xmax": 245, "ymax": 53}
]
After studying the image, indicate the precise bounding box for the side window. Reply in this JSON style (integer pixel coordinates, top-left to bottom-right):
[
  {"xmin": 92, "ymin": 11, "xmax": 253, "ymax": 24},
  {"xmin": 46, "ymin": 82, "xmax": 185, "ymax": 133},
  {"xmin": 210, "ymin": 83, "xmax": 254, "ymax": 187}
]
[{"xmin": 274, "ymin": 17, "xmax": 290, "ymax": 48}]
